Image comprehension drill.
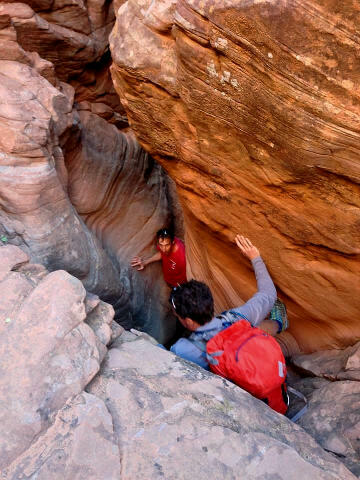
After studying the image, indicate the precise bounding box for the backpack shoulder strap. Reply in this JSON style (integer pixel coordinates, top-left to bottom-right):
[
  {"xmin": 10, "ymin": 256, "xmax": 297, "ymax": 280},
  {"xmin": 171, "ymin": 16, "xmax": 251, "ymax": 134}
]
[
  {"xmin": 188, "ymin": 312, "xmax": 249, "ymax": 365},
  {"xmin": 190, "ymin": 338, "xmax": 207, "ymax": 352},
  {"xmin": 221, "ymin": 310, "xmax": 249, "ymax": 326},
  {"xmin": 189, "ymin": 336, "xmax": 223, "ymax": 366},
  {"xmin": 287, "ymin": 386, "xmax": 308, "ymax": 422}
]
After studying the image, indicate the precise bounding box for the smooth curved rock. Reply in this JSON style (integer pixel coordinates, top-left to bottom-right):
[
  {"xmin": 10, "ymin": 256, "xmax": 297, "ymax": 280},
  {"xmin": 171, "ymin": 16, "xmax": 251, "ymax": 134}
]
[
  {"xmin": 0, "ymin": 1, "xmax": 181, "ymax": 342},
  {"xmin": 0, "ymin": 60, "xmax": 123, "ymax": 305},
  {"xmin": 64, "ymin": 107, "xmax": 179, "ymax": 340},
  {"xmin": 110, "ymin": 0, "xmax": 360, "ymax": 353}
]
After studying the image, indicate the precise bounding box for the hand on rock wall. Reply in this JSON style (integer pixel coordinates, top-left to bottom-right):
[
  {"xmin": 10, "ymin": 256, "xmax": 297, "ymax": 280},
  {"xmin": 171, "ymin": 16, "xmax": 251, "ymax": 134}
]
[
  {"xmin": 235, "ymin": 235, "xmax": 260, "ymax": 261},
  {"xmin": 110, "ymin": 0, "xmax": 360, "ymax": 352},
  {"xmin": 0, "ymin": 0, "xmax": 181, "ymax": 345}
]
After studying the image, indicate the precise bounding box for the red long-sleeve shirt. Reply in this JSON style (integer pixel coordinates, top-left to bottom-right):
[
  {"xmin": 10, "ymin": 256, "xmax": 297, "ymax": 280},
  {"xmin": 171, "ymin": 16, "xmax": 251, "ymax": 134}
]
[{"xmin": 157, "ymin": 237, "xmax": 187, "ymax": 287}]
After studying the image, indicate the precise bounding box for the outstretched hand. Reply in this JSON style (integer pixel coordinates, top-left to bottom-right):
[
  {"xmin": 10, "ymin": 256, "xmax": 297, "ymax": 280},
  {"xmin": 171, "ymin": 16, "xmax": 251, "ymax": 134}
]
[
  {"xmin": 235, "ymin": 235, "xmax": 260, "ymax": 260},
  {"xmin": 131, "ymin": 256, "xmax": 145, "ymax": 271}
]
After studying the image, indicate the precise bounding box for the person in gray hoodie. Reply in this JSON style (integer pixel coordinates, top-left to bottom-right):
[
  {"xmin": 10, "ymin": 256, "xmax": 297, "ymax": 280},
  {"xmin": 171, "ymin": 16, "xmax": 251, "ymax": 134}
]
[{"xmin": 169, "ymin": 235, "xmax": 283, "ymax": 369}]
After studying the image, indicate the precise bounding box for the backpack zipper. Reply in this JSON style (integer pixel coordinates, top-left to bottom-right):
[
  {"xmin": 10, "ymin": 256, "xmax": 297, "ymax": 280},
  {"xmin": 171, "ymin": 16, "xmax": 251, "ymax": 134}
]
[{"xmin": 235, "ymin": 333, "xmax": 268, "ymax": 362}]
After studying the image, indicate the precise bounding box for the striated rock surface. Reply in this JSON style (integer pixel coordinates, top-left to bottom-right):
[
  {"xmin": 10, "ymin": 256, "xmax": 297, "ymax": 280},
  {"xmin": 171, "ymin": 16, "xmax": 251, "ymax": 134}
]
[
  {"xmin": 110, "ymin": 0, "xmax": 360, "ymax": 353},
  {"xmin": 0, "ymin": 0, "xmax": 181, "ymax": 342},
  {"xmin": 0, "ymin": 0, "xmax": 113, "ymax": 81}
]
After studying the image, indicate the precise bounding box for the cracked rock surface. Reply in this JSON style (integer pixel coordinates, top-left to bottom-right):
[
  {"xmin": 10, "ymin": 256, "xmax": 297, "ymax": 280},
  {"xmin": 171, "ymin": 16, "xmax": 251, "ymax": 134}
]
[{"xmin": 87, "ymin": 332, "xmax": 356, "ymax": 480}]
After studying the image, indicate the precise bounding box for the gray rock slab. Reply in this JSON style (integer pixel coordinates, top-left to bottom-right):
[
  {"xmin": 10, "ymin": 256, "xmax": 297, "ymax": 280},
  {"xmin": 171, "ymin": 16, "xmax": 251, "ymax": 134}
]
[
  {"xmin": 88, "ymin": 336, "xmax": 356, "ymax": 480},
  {"xmin": 295, "ymin": 379, "xmax": 360, "ymax": 477},
  {"xmin": 3, "ymin": 392, "xmax": 121, "ymax": 480},
  {"xmin": 0, "ymin": 269, "xmax": 102, "ymax": 470},
  {"xmin": 293, "ymin": 342, "xmax": 360, "ymax": 381}
]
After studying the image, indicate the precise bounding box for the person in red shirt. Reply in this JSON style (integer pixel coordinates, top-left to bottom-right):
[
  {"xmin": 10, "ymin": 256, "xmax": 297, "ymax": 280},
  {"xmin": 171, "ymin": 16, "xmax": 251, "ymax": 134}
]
[{"xmin": 131, "ymin": 228, "xmax": 187, "ymax": 287}]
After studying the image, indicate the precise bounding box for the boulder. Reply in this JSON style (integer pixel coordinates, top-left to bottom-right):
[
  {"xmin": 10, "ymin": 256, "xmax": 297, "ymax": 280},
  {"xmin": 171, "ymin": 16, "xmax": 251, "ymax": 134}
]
[
  {"xmin": 292, "ymin": 377, "xmax": 360, "ymax": 477},
  {"xmin": 87, "ymin": 332, "xmax": 356, "ymax": 479},
  {"xmin": 0, "ymin": 248, "xmax": 114, "ymax": 469},
  {"xmin": 292, "ymin": 342, "xmax": 360, "ymax": 381},
  {"xmin": 110, "ymin": 0, "xmax": 360, "ymax": 353}
]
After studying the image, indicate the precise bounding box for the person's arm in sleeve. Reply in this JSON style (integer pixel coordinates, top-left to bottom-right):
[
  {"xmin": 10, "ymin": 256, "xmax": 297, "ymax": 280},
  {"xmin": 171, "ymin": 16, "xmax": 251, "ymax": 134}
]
[
  {"xmin": 229, "ymin": 235, "xmax": 277, "ymax": 327},
  {"xmin": 131, "ymin": 251, "xmax": 162, "ymax": 270}
]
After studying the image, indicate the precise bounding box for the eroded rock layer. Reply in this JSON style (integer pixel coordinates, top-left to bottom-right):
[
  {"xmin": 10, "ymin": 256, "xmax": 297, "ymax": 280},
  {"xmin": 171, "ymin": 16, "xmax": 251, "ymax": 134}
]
[
  {"xmin": 110, "ymin": 0, "xmax": 360, "ymax": 352},
  {"xmin": 0, "ymin": 0, "xmax": 180, "ymax": 342},
  {"xmin": 64, "ymin": 107, "xmax": 179, "ymax": 339}
]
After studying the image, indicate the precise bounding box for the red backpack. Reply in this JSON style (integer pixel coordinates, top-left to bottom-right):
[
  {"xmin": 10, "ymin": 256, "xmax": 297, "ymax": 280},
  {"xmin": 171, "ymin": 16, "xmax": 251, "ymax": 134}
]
[{"xmin": 206, "ymin": 320, "xmax": 288, "ymax": 414}]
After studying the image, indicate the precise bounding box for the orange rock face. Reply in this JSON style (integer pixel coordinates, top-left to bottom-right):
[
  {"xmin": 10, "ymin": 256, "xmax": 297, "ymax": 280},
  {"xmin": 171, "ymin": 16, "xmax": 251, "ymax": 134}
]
[{"xmin": 110, "ymin": 0, "xmax": 360, "ymax": 352}]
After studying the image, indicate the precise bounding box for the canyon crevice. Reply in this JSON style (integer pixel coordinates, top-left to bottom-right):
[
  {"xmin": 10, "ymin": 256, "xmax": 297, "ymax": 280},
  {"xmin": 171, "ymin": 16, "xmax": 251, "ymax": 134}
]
[
  {"xmin": 0, "ymin": 0, "xmax": 360, "ymax": 478},
  {"xmin": 110, "ymin": 0, "xmax": 360, "ymax": 353},
  {"xmin": 0, "ymin": 0, "xmax": 181, "ymax": 344}
]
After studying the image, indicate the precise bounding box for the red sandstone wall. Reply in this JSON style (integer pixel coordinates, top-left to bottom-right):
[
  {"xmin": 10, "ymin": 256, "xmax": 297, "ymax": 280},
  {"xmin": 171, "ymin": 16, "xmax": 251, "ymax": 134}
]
[{"xmin": 110, "ymin": 0, "xmax": 360, "ymax": 352}]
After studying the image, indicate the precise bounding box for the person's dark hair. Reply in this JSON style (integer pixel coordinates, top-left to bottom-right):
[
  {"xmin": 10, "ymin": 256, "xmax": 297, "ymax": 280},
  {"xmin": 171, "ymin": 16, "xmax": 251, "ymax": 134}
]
[
  {"xmin": 156, "ymin": 228, "xmax": 174, "ymax": 242},
  {"xmin": 169, "ymin": 280, "xmax": 214, "ymax": 325}
]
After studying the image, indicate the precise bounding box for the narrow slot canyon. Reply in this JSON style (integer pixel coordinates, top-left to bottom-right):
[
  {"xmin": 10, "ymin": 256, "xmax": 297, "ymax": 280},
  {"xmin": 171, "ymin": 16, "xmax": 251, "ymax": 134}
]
[{"xmin": 0, "ymin": 0, "xmax": 359, "ymax": 478}]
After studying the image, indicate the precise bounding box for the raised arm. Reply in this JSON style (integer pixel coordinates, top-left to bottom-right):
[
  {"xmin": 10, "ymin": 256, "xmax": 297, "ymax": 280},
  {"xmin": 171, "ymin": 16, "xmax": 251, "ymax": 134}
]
[
  {"xmin": 230, "ymin": 235, "xmax": 277, "ymax": 326},
  {"xmin": 131, "ymin": 251, "xmax": 162, "ymax": 271}
]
